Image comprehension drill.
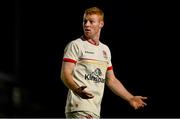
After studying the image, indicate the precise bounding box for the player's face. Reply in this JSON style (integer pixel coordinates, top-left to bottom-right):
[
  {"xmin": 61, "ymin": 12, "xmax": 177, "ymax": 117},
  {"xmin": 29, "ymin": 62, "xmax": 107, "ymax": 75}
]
[{"xmin": 83, "ymin": 14, "xmax": 104, "ymax": 39}]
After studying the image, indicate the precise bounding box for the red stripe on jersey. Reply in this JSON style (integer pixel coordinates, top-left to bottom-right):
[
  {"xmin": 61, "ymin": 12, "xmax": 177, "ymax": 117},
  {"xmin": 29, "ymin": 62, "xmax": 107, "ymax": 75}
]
[
  {"xmin": 107, "ymin": 66, "xmax": 113, "ymax": 70},
  {"xmin": 63, "ymin": 58, "xmax": 77, "ymax": 63}
]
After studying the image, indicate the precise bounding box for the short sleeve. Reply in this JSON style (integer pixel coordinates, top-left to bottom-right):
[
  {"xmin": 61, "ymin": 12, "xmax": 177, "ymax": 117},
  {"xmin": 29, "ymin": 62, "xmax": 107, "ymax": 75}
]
[
  {"xmin": 106, "ymin": 46, "xmax": 113, "ymax": 70},
  {"xmin": 63, "ymin": 41, "xmax": 81, "ymax": 63}
]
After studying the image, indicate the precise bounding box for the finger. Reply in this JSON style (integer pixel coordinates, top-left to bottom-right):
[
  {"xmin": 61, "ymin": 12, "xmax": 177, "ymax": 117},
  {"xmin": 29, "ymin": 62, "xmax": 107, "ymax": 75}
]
[
  {"xmin": 87, "ymin": 93, "xmax": 94, "ymax": 98},
  {"xmin": 81, "ymin": 90, "xmax": 94, "ymax": 98},
  {"xmin": 83, "ymin": 96, "xmax": 94, "ymax": 99},
  {"xmin": 140, "ymin": 96, "xmax": 148, "ymax": 99},
  {"xmin": 134, "ymin": 105, "xmax": 138, "ymax": 110},
  {"xmin": 84, "ymin": 91, "xmax": 94, "ymax": 97},
  {"xmin": 138, "ymin": 99, "xmax": 147, "ymax": 106},
  {"xmin": 83, "ymin": 94, "xmax": 94, "ymax": 99},
  {"xmin": 142, "ymin": 102, "xmax": 147, "ymax": 106},
  {"xmin": 84, "ymin": 91, "xmax": 92, "ymax": 95},
  {"xmin": 138, "ymin": 102, "xmax": 147, "ymax": 108},
  {"xmin": 87, "ymin": 95, "xmax": 94, "ymax": 99},
  {"xmin": 137, "ymin": 103, "xmax": 144, "ymax": 109}
]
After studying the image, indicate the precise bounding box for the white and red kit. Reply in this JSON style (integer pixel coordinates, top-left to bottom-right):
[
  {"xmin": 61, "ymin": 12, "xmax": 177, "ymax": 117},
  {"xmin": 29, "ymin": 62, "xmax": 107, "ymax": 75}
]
[{"xmin": 62, "ymin": 37, "xmax": 113, "ymax": 116}]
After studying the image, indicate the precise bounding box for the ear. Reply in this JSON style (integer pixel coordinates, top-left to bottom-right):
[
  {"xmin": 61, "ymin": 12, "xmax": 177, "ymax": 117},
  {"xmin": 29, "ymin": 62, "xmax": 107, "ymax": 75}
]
[{"xmin": 100, "ymin": 21, "xmax": 104, "ymax": 28}]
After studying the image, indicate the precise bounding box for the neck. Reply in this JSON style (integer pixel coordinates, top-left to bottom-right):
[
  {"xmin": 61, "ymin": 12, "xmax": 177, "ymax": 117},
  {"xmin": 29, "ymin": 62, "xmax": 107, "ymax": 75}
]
[{"xmin": 82, "ymin": 35, "xmax": 100, "ymax": 46}]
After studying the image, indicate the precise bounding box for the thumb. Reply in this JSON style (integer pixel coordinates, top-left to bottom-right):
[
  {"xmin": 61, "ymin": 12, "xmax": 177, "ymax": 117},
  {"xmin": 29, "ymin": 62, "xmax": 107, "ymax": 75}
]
[
  {"xmin": 140, "ymin": 96, "xmax": 148, "ymax": 99},
  {"xmin": 80, "ymin": 86, "xmax": 87, "ymax": 90}
]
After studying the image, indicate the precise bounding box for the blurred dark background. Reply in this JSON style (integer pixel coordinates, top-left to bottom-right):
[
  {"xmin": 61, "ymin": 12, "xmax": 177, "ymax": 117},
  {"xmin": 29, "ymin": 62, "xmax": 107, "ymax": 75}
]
[{"xmin": 1, "ymin": 0, "xmax": 179, "ymax": 118}]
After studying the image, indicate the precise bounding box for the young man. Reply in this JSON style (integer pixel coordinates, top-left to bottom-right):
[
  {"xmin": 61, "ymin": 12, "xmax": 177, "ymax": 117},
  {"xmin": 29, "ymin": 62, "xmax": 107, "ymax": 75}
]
[{"xmin": 61, "ymin": 6, "xmax": 147, "ymax": 118}]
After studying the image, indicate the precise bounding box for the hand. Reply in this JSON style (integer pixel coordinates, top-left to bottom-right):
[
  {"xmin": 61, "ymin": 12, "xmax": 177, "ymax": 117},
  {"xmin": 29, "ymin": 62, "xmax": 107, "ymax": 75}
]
[
  {"xmin": 129, "ymin": 96, "xmax": 147, "ymax": 110},
  {"xmin": 74, "ymin": 86, "xmax": 94, "ymax": 99}
]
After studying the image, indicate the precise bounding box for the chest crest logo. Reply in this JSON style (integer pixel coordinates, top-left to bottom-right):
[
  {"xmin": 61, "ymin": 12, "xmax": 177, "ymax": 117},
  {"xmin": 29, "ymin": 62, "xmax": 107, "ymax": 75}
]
[{"xmin": 103, "ymin": 50, "xmax": 108, "ymax": 59}]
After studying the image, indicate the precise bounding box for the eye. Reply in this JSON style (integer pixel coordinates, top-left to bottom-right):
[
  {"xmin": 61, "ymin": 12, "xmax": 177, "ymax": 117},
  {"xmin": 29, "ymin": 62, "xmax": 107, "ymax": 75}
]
[
  {"xmin": 83, "ymin": 20, "xmax": 87, "ymax": 24},
  {"xmin": 90, "ymin": 20, "xmax": 95, "ymax": 24}
]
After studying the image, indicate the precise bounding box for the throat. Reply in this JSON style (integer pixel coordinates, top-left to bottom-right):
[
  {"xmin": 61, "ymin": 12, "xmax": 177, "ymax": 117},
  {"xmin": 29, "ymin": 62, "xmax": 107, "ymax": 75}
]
[
  {"xmin": 87, "ymin": 39, "xmax": 99, "ymax": 46},
  {"xmin": 81, "ymin": 35, "xmax": 99, "ymax": 46}
]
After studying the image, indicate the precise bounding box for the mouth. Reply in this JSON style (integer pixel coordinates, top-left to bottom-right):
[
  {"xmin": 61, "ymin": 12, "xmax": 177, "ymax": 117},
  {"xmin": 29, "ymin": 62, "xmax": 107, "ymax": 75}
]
[{"xmin": 84, "ymin": 29, "xmax": 91, "ymax": 32}]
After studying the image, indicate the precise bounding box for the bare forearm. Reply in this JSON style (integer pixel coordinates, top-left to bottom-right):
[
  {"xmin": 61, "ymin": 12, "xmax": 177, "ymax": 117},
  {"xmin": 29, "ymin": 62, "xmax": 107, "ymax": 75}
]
[
  {"xmin": 61, "ymin": 69, "xmax": 80, "ymax": 92},
  {"xmin": 106, "ymin": 78, "xmax": 133, "ymax": 102},
  {"xmin": 61, "ymin": 72, "xmax": 94, "ymax": 99},
  {"xmin": 61, "ymin": 62, "xmax": 80, "ymax": 92}
]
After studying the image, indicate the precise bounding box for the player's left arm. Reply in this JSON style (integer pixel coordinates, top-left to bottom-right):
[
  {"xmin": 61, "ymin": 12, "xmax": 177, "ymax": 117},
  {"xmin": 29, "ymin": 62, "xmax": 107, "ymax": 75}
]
[{"xmin": 105, "ymin": 69, "xmax": 147, "ymax": 109}]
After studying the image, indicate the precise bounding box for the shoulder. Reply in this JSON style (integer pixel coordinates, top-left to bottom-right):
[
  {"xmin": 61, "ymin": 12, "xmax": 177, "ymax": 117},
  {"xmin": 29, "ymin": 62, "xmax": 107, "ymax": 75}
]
[
  {"xmin": 69, "ymin": 38, "xmax": 83, "ymax": 46},
  {"xmin": 65, "ymin": 38, "xmax": 83, "ymax": 47},
  {"xmin": 100, "ymin": 42, "xmax": 112, "ymax": 58},
  {"xmin": 100, "ymin": 42, "xmax": 110, "ymax": 51}
]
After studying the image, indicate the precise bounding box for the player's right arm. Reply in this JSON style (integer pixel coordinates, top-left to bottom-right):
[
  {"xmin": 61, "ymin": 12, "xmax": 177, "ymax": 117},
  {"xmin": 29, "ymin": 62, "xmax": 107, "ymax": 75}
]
[
  {"xmin": 61, "ymin": 61, "xmax": 94, "ymax": 99},
  {"xmin": 61, "ymin": 61, "xmax": 79, "ymax": 92}
]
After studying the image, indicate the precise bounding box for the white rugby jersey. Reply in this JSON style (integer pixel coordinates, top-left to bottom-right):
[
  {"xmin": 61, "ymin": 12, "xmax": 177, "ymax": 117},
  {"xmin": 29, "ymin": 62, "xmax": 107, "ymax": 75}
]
[{"xmin": 63, "ymin": 37, "xmax": 113, "ymax": 116}]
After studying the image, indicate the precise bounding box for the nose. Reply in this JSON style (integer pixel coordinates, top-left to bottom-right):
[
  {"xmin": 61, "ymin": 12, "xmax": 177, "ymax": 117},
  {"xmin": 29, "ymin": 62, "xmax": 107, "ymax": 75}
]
[{"xmin": 84, "ymin": 21, "xmax": 90, "ymax": 27}]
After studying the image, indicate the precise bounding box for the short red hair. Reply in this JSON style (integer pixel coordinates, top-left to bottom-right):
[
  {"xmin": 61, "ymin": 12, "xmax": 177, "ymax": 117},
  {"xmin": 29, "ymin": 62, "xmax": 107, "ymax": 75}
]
[{"xmin": 84, "ymin": 7, "xmax": 104, "ymax": 21}]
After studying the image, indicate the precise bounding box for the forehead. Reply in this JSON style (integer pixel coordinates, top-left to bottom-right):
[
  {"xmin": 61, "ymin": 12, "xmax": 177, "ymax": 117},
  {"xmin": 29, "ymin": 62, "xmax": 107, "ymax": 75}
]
[{"xmin": 83, "ymin": 14, "xmax": 101, "ymax": 20}]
